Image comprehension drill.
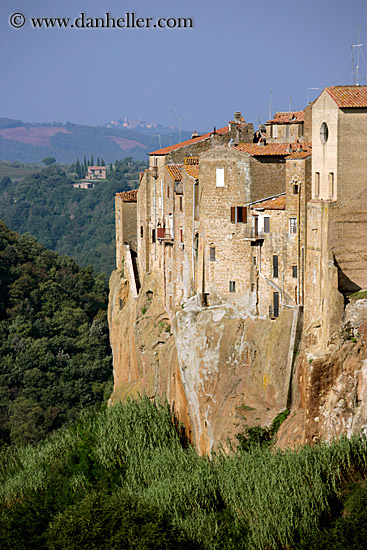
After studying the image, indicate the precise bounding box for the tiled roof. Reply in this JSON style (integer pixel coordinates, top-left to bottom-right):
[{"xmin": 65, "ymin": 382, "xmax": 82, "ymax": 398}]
[
  {"xmin": 89, "ymin": 165, "xmax": 106, "ymax": 170},
  {"xmin": 266, "ymin": 111, "xmax": 304, "ymax": 125},
  {"xmin": 184, "ymin": 164, "xmax": 199, "ymax": 179},
  {"xmin": 116, "ymin": 189, "xmax": 138, "ymax": 202},
  {"xmin": 149, "ymin": 126, "xmax": 230, "ymax": 155},
  {"xmin": 166, "ymin": 164, "xmax": 183, "ymax": 181},
  {"xmin": 286, "ymin": 144, "xmax": 312, "ymax": 159},
  {"xmin": 326, "ymin": 86, "xmax": 367, "ymax": 108},
  {"xmin": 234, "ymin": 143, "xmax": 294, "ymax": 156},
  {"xmin": 251, "ymin": 194, "xmax": 286, "ymax": 210},
  {"xmin": 184, "ymin": 157, "xmax": 199, "ymax": 165}
]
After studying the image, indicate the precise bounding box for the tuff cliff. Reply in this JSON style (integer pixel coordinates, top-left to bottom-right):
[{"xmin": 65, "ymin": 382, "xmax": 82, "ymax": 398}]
[
  {"xmin": 109, "ymin": 268, "xmax": 303, "ymax": 453},
  {"xmin": 109, "ymin": 269, "xmax": 367, "ymax": 453}
]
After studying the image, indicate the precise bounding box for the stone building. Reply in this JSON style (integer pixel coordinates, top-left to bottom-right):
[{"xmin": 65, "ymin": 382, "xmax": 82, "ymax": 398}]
[
  {"xmin": 87, "ymin": 165, "xmax": 107, "ymax": 179},
  {"xmin": 304, "ymin": 85, "xmax": 367, "ymax": 350},
  {"xmin": 134, "ymin": 114, "xmax": 254, "ymax": 296},
  {"xmin": 266, "ymin": 111, "xmax": 305, "ymax": 143}
]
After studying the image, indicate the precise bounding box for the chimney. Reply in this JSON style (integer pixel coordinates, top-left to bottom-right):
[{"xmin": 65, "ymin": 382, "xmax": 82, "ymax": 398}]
[
  {"xmin": 191, "ymin": 130, "xmax": 199, "ymax": 139},
  {"xmin": 234, "ymin": 111, "xmax": 242, "ymax": 123}
]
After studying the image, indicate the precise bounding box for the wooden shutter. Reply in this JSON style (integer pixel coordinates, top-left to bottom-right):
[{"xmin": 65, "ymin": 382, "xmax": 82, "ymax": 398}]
[
  {"xmin": 242, "ymin": 206, "xmax": 247, "ymax": 223},
  {"xmin": 231, "ymin": 207, "xmax": 235, "ymax": 222}
]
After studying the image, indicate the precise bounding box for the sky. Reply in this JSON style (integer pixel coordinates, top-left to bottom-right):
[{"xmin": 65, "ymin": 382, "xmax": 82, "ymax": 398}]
[{"xmin": 1, "ymin": 0, "xmax": 367, "ymax": 133}]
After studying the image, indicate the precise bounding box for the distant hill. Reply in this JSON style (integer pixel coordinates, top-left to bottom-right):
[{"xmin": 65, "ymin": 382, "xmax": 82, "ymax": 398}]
[{"xmin": 0, "ymin": 117, "xmax": 192, "ymax": 164}]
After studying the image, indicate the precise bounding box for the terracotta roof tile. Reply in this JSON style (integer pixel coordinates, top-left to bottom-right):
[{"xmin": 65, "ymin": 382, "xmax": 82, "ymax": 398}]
[
  {"xmin": 166, "ymin": 164, "xmax": 183, "ymax": 181},
  {"xmin": 184, "ymin": 165, "xmax": 199, "ymax": 179},
  {"xmin": 149, "ymin": 126, "xmax": 230, "ymax": 155},
  {"xmin": 184, "ymin": 157, "xmax": 199, "ymax": 165},
  {"xmin": 234, "ymin": 143, "xmax": 294, "ymax": 156},
  {"xmin": 251, "ymin": 194, "xmax": 286, "ymax": 210},
  {"xmin": 116, "ymin": 189, "xmax": 138, "ymax": 202},
  {"xmin": 286, "ymin": 145, "xmax": 312, "ymax": 159},
  {"xmin": 326, "ymin": 86, "xmax": 367, "ymax": 108},
  {"xmin": 266, "ymin": 111, "xmax": 304, "ymax": 125}
]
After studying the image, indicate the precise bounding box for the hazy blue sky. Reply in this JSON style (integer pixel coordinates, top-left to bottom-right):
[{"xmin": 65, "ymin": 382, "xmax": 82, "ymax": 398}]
[{"xmin": 1, "ymin": 0, "xmax": 367, "ymax": 132}]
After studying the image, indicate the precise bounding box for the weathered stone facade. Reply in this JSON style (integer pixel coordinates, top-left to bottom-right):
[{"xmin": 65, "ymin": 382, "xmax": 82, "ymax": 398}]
[{"xmin": 111, "ymin": 86, "xmax": 367, "ymax": 452}]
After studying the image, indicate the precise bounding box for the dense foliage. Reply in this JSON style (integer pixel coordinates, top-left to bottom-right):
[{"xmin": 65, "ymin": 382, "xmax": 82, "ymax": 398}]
[
  {"xmin": 1, "ymin": 397, "xmax": 367, "ymax": 549},
  {"xmin": 0, "ymin": 221, "xmax": 113, "ymax": 446},
  {"xmin": 0, "ymin": 159, "xmax": 145, "ymax": 274}
]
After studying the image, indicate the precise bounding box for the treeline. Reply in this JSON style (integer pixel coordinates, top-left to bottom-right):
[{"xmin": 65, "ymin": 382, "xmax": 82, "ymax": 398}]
[
  {"xmin": 1, "ymin": 396, "xmax": 367, "ymax": 549},
  {"xmin": 0, "ymin": 117, "xmax": 192, "ymax": 163},
  {"xmin": 0, "ymin": 158, "xmax": 146, "ymax": 274},
  {"xmin": 0, "ymin": 221, "xmax": 113, "ymax": 447},
  {"xmin": 74, "ymin": 156, "xmax": 106, "ymax": 179}
]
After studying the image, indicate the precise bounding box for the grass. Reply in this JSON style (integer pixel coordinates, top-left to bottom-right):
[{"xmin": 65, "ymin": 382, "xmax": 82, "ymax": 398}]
[{"xmin": 1, "ymin": 398, "xmax": 367, "ymax": 549}]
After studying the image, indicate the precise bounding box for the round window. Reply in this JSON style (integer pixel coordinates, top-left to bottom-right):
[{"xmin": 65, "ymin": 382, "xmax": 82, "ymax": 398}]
[{"xmin": 320, "ymin": 122, "xmax": 328, "ymax": 144}]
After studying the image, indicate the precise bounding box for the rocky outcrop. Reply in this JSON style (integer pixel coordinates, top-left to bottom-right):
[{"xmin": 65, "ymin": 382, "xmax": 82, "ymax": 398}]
[
  {"xmin": 109, "ymin": 269, "xmax": 299, "ymax": 454},
  {"xmin": 277, "ymin": 297, "xmax": 367, "ymax": 447}
]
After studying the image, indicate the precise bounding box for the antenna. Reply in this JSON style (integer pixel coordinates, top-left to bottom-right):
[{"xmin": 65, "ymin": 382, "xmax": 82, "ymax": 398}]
[
  {"xmin": 169, "ymin": 110, "xmax": 173, "ymax": 145},
  {"xmin": 307, "ymin": 88, "xmax": 320, "ymax": 104},
  {"xmin": 178, "ymin": 115, "xmax": 188, "ymax": 142},
  {"xmin": 352, "ymin": 30, "xmax": 363, "ymax": 85},
  {"xmin": 269, "ymin": 90, "xmax": 272, "ymax": 120},
  {"xmin": 289, "ymin": 95, "xmax": 292, "ymax": 112},
  {"xmin": 153, "ymin": 134, "xmax": 162, "ymax": 149}
]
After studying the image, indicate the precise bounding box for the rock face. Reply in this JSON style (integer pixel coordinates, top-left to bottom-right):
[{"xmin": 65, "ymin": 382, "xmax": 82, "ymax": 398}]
[
  {"xmin": 109, "ymin": 269, "xmax": 300, "ymax": 454},
  {"xmin": 109, "ymin": 268, "xmax": 367, "ymax": 452}
]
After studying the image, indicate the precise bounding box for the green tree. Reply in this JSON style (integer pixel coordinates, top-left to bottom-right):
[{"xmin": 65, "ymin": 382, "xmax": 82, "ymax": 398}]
[{"xmin": 42, "ymin": 157, "xmax": 56, "ymax": 166}]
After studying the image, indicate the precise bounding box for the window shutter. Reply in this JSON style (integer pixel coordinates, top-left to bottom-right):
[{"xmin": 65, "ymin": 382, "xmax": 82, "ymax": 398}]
[
  {"xmin": 264, "ymin": 217, "xmax": 270, "ymax": 233},
  {"xmin": 231, "ymin": 207, "xmax": 235, "ymax": 223},
  {"xmin": 242, "ymin": 207, "xmax": 247, "ymax": 223}
]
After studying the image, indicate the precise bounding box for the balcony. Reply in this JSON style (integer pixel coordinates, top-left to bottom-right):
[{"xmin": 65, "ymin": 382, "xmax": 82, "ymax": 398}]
[
  {"xmin": 243, "ymin": 227, "xmax": 265, "ymax": 242},
  {"xmin": 157, "ymin": 228, "xmax": 173, "ymax": 241}
]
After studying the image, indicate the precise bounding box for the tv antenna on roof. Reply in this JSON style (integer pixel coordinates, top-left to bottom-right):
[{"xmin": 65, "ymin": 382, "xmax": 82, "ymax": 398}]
[
  {"xmin": 307, "ymin": 88, "xmax": 320, "ymax": 104},
  {"xmin": 352, "ymin": 29, "xmax": 363, "ymax": 85},
  {"xmin": 269, "ymin": 90, "xmax": 272, "ymax": 120}
]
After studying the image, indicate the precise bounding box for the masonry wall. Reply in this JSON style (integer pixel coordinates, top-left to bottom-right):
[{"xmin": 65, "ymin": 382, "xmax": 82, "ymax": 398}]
[
  {"xmin": 249, "ymin": 156, "xmax": 286, "ymax": 202},
  {"xmin": 311, "ymin": 91, "xmax": 338, "ymax": 200},
  {"xmin": 115, "ymin": 197, "xmax": 137, "ymax": 268},
  {"xmin": 197, "ymin": 147, "xmax": 252, "ymax": 305},
  {"xmin": 266, "ymin": 122, "xmax": 304, "ymax": 144},
  {"xmin": 337, "ymin": 108, "xmax": 367, "ymax": 204}
]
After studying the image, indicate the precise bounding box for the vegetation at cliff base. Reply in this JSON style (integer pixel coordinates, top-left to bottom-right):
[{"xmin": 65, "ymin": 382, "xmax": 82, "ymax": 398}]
[
  {"xmin": 1, "ymin": 396, "xmax": 367, "ymax": 549},
  {"xmin": 0, "ymin": 221, "xmax": 113, "ymax": 447}
]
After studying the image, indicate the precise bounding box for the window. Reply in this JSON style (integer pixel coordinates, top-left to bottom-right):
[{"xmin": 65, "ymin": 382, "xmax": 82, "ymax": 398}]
[
  {"xmin": 231, "ymin": 206, "xmax": 247, "ymax": 223},
  {"xmin": 273, "ymin": 125, "xmax": 278, "ymax": 138},
  {"xmin": 180, "ymin": 229, "xmax": 183, "ymax": 243},
  {"xmin": 140, "ymin": 226, "xmax": 144, "ymax": 238},
  {"xmin": 229, "ymin": 281, "xmax": 236, "ymax": 293},
  {"xmin": 289, "ymin": 218, "xmax": 297, "ymax": 234},
  {"xmin": 152, "ymin": 229, "xmax": 156, "ymax": 243},
  {"xmin": 167, "ymin": 185, "xmax": 170, "ymax": 198},
  {"xmin": 209, "ymin": 247, "xmax": 216, "ymax": 261},
  {"xmin": 292, "ymin": 265, "xmax": 297, "ymax": 278},
  {"xmin": 292, "ymin": 184, "xmax": 299, "ymax": 194},
  {"xmin": 168, "ymin": 270, "xmax": 172, "ymax": 282},
  {"xmin": 216, "ymin": 167, "xmax": 225, "ymax": 187},
  {"xmin": 264, "ymin": 217, "xmax": 270, "ymax": 233},
  {"xmin": 253, "ymin": 256, "xmax": 257, "ymax": 265},
  {"xmin": 329, "ymin": 172, "xmax": 334, "ymax": 199},
  {"xmin": 320, "ymin": 122, "xmax": 329, "ymax": 144},
  {"xmin": 179, "ymin": 196, "xmax": 183, "ymax": 211},
  {"xmin": 273, "ymin": 292, "xmax": 279, "ymax": 317},
  {"xmin": 286, "ymin": 125, "xmax": 290, "ymax": 138},
  {"xmin": 273, "ymin": 255, "xmax": 278, "ymax": 278},
  {"xmin": 298, "ymin": 123, "xmax": 304, "ymax": 137},
  {"xmin": 315, "ymin": 172, "xmax": 320, "ymax": 198}
]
